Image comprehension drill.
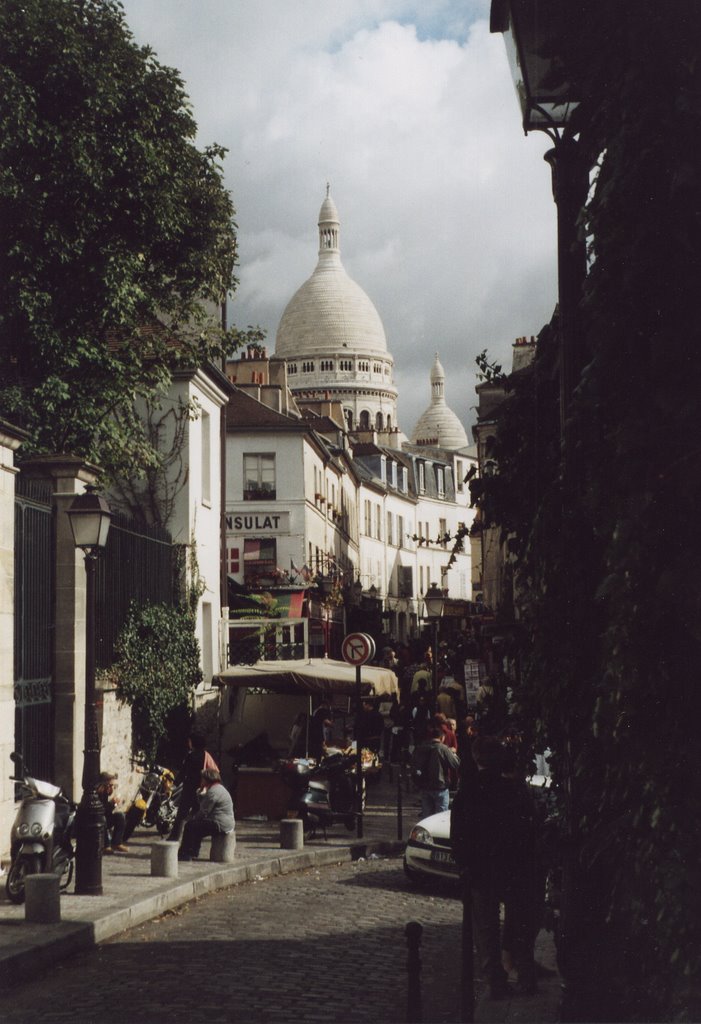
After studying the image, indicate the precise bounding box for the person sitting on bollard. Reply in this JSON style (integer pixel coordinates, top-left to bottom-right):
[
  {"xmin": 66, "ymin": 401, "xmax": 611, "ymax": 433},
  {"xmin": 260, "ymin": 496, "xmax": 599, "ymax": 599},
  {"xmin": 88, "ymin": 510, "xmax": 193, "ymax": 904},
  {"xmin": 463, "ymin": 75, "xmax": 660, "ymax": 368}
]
[
  {"xmin": 178, "ymin": 769, "xmax": 235, "ymax": 862},
  {"xmin": 97, "ymin": 771, "xmax": 128, "ymax": 853}
]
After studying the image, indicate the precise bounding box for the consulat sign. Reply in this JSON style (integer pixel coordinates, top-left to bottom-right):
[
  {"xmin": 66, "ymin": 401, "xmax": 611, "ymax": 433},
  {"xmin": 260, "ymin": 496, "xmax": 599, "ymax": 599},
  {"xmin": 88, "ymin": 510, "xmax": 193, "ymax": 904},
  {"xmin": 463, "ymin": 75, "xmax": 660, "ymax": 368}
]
[{"xmin": 225, "ymin": 511, "xmax": 290, "ymax": 534}]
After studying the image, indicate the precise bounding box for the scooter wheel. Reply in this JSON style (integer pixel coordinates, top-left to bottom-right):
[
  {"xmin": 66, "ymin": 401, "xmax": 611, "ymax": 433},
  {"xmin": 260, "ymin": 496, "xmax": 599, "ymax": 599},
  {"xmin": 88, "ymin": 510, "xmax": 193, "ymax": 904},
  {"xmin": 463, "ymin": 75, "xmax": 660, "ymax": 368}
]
[{"xmin": 5, "ymin": 853, "xmax": 42, "ymax": 904}]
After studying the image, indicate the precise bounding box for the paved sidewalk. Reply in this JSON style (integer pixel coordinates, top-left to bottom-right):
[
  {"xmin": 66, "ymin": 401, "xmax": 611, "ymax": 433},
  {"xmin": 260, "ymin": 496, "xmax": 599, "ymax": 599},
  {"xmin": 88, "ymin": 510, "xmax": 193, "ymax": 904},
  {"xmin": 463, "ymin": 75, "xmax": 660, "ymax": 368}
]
[{"xmin": 0, "ymin": 770, "xmax": 561, "ymax": 1023}]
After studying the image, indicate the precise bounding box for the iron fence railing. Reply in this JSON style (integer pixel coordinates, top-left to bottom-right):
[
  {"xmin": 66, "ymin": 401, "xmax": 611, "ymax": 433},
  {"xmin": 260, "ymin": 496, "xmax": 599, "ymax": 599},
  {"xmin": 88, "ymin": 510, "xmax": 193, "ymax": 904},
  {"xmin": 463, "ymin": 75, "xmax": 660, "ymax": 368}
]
[
  {"xmin": 96, "ymin": 513, "xmax": 175, "ymax": 670},
  {"xmin": 14, "ymin": 477, "xmax": 54, "ymax": 779}
]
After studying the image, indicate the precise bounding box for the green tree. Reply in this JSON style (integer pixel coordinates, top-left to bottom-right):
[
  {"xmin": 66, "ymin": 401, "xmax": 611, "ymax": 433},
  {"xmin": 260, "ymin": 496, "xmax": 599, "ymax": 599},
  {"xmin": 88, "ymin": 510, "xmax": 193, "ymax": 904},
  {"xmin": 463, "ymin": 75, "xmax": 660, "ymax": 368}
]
[
  {"xmin": 110, "ymin": 601, "xmax": 202, "ymax": 761},
  {"xmin": 0, "ymin": 0, "xmax": 257, "ymax": 473}
]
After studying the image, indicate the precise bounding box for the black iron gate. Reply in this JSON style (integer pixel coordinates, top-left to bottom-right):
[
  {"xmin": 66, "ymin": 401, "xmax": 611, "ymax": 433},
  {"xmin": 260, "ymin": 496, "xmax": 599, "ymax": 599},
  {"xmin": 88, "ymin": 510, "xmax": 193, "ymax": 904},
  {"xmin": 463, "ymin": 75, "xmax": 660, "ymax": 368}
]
[{"xmin": 14, "ymin": 476, "xmax": 54, "ymax": 780}]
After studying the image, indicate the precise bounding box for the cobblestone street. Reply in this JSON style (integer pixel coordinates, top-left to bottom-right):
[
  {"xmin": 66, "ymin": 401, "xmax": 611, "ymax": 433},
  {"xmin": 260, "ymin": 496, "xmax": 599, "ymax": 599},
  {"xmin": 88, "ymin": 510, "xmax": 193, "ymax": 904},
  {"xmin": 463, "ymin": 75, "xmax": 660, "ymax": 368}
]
[{"xmin": 1, "ymin": 857, "xmax": 467, "ymax": 1024}]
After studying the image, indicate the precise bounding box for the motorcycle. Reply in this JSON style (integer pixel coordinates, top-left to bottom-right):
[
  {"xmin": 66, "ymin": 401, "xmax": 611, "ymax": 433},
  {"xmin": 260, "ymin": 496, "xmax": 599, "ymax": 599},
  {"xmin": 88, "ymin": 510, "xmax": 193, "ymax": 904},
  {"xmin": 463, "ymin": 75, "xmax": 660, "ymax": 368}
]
[
  {"xmin": 5, "ymin": 752, "xmax": 76, "ymax": 904},
  {"xmin": 122, "ymin": 763, "xmax": 178, "ymax": 841},
  {"xmin": 279, "ymin": 751, "xmax": 362, "ymax": 836}
]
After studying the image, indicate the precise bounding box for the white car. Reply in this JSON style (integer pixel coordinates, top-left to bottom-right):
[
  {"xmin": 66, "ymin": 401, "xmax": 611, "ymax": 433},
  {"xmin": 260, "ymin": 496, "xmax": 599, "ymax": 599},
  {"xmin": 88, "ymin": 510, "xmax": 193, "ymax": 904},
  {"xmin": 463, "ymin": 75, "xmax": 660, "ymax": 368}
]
[
  {"xmin": 403, "ymin": 774, "xmax": 552, "ymax": 885},
  {"xmin": 403, "ymin": 810, "xmax": 457, "ymax": 884}
]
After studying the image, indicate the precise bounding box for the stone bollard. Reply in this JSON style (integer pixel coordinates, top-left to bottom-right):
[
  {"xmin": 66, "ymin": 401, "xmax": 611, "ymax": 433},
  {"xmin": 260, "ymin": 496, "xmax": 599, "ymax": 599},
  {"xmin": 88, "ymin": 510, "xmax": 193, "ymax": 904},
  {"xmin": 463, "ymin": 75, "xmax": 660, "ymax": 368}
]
[
  {"xmin": 25, "ymin": 873, "xmax": 61, "ymax": 924},
  {"xmin": 210, "ymin": 831, "xmax": 236, "ymax": 863},
  {"xmin": 280, "ymin": 818, "xmax": 304, "ymax": 850},
  {"xmin": 151, "ymin": 841, "xmax": 179, "ymax": 878}
]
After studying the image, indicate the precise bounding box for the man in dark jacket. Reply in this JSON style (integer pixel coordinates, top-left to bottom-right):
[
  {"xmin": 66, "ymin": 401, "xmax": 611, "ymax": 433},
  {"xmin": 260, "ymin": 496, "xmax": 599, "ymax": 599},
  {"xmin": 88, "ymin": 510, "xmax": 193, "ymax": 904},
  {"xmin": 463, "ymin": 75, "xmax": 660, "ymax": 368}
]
[
  {"xmin": 412, "ymin": 721, "xmax": 460, "ymax": 818},
  {"xmin": 450, "ymin": 735, "xmax": 537, "ymax": 999}
]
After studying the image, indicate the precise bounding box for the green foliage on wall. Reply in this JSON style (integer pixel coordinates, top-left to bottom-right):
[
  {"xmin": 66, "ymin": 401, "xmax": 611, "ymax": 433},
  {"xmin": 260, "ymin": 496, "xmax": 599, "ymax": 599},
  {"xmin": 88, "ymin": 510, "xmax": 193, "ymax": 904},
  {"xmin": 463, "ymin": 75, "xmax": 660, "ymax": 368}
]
[
  {"xmin": 472, "ymin": 4, "xmax": 701, "ymax": 1017},
  {"xmin": 111, "ymin": 602, "xmax": 202, "ymax": 762}
]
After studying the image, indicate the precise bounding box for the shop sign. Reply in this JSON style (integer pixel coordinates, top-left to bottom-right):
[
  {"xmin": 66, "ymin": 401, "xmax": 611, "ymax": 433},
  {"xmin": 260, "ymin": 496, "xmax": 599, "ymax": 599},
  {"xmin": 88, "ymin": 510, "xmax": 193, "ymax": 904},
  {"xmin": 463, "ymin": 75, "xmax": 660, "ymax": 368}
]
[{"xmin": 226, "ymin": 511, "xmax": 290, "ymax": 534}]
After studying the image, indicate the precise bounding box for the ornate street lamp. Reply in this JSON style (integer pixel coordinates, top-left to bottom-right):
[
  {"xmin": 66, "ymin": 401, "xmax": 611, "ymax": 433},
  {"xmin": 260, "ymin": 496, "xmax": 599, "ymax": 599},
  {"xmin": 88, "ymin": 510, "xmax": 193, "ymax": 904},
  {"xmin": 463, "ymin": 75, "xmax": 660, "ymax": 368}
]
[
  {"xmin": 490, "ymin": 0, "xmax": 578, "ymax": 134},
  {"xmin": 490, "ymin": 0, "xmax": 587, "ymax": 437},
  {"xmin": 66, "ymin": 485, "xmax": 112, "ymax": 896},
  {"xmin": 423, "ymin": 583, "xmax": 445, "ymax": 699}
]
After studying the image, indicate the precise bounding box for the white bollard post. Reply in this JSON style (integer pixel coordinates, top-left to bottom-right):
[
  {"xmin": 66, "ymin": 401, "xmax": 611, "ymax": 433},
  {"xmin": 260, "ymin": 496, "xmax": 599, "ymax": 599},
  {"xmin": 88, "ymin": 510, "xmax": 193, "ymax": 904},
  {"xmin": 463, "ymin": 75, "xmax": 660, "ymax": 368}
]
[
  {"xmin": 25, "ymin": 873, "xmax": 61, "ymax": 923},
  {"xmin": 151, "ymin": 841, "xmax": 179, "ymax": 878},
  {"xmin": 280, "ymin": 818, "xmax": 304, "ymax": 850}
]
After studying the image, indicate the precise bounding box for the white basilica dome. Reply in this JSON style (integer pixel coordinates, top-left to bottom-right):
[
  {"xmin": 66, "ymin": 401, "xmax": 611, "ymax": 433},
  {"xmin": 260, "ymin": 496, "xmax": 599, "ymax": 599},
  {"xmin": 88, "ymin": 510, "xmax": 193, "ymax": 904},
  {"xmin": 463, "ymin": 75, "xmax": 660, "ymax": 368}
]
[
  {"xmin": 275, "ymin": 192, "xmax": 389, "ymax": 358},
  {"xmin": 411, "ymin": 354, "xmax": 468, "ymax": 450},
  {"xmin": 274, "ymin": 189, "xmax": 397, "ymax": 434}
]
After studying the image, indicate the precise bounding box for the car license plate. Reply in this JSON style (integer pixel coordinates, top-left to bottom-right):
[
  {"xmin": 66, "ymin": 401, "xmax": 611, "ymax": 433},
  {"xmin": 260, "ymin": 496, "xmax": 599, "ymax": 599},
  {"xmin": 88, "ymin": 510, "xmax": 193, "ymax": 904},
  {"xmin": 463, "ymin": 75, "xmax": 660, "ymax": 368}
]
[{"xmin": 431, "ymin": 849, "xmax": 454, "ymax": 864}]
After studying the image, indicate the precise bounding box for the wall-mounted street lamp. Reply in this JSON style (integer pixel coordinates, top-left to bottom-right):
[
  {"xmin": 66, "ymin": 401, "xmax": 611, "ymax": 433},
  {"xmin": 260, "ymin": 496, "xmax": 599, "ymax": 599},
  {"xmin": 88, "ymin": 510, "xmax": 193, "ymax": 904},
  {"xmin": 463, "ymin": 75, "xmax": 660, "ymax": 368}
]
[
  {"xmin": 423, "ymin": 583, "xmax": 446, "ymax": 699},
  {"xmin": 490, "ymin": 0, "xmax": 578, "ymax": 135},
  {"xmin": 66, "ymin": 485, "xmax": 112, "ymax": 896},
  {"xmin": 490, "ymin": 0, "xmax": 586, "ymax": 438}
]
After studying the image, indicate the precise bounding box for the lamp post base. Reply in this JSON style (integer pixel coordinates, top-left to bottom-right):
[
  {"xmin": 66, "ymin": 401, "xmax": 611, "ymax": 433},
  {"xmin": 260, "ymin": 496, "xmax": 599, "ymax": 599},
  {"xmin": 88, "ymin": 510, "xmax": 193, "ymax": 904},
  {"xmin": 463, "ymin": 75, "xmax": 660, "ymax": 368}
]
[{"xmin": 74, "ymin": 789, "xmax": 105, "ymax": 896}]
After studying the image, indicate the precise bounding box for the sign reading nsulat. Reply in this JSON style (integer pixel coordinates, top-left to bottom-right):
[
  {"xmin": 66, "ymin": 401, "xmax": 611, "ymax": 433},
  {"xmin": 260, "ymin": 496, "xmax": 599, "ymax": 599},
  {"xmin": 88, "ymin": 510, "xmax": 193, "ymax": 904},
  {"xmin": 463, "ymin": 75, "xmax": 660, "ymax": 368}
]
[{"xmin": 341, "ymin": 632, "xmax": 375, "ymax": 666}]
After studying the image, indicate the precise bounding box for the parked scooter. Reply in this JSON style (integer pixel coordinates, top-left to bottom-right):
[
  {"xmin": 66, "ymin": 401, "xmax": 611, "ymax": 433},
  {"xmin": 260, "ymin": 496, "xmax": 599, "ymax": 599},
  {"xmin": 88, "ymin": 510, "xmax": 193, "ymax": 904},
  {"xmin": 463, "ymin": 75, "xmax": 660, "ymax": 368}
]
[
  {"xmin": 122, "ymin": 763, "xmax": 178, "ymax": 841},
  {"xmin": 5, "ymin": 752, "xmax": 76, "ymax": 904},
  {"xmin": 279, "ymin": 752, "xmax": 361, "ymax": 835}
]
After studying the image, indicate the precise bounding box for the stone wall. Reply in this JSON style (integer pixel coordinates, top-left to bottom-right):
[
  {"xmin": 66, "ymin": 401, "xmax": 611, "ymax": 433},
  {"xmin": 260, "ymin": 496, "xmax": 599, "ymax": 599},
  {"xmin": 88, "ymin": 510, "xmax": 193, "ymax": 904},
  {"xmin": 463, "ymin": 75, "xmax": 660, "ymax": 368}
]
[{"xmin": 97, "ymin": 683, "xmax": 140, "ymax": 814}]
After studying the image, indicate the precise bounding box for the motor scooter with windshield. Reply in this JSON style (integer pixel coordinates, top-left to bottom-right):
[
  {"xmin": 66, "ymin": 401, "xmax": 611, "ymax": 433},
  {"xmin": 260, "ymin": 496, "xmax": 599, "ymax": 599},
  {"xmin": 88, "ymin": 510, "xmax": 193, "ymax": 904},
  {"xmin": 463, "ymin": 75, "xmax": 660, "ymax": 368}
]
[{"xmin": 5, "ymin": 752, "xmax": 76, "ymax": 904}]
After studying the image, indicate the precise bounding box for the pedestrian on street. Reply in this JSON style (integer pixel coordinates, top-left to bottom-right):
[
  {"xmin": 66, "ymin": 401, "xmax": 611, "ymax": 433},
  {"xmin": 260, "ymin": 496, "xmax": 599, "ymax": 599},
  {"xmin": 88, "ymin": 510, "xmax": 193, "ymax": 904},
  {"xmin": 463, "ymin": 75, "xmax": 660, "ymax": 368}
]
[
  {"xmin": 354, "ymin": 699, "xmax": 385, "ymax": 754},
  {"xmin": 412, "ymin": 721, "xmax": 460, "ymax": 818},
  {"xmin": 168, "ymin": 733, "xmax": 218, "ymax": 841},
  {"xmin": 450, "ymin": 735, "xmax": 537, "ymax": 1000},
  {"xmin": 309, "ymin": 702, "xmax": 333, "ymax": 760},
  {"xmin": 178, "ymin": 769, "xmax": 235, "ymax": 861}
]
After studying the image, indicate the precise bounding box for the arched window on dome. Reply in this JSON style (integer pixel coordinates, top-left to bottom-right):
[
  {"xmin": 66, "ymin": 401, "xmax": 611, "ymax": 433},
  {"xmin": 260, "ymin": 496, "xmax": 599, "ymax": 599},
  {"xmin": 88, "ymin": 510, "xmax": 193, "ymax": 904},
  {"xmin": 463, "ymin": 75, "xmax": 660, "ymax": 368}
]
[
  {"xmin": 375, "ymin": 411, "xmax": 384, "ymax": 431},
  {"xmin": 386, "ymin": 415, "xmax": 392, "ymax": 431},
  {"xmin": 359, "ymin": 410, "xmax": 370, "ymax": 430},
  {"xmin": 344, "ymin": 408, "xmax": 353, "ymax": 431}
]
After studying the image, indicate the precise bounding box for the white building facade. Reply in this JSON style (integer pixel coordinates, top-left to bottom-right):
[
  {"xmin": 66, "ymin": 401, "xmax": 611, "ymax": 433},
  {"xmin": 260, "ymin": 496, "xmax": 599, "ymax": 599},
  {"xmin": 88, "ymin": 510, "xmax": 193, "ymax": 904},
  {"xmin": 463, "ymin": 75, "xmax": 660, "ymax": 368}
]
[{"xmin": 222, "ymin": 189, "xmax": 475, "ymax": 653}]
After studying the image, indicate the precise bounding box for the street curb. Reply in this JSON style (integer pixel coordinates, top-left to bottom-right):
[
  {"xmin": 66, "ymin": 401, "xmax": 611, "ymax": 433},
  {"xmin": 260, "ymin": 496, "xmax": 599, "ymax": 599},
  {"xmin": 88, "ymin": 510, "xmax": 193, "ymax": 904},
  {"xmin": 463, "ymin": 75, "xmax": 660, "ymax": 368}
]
[{"xmin": 0, "ymin": 838, "xmax": 406, "ymax": 990}]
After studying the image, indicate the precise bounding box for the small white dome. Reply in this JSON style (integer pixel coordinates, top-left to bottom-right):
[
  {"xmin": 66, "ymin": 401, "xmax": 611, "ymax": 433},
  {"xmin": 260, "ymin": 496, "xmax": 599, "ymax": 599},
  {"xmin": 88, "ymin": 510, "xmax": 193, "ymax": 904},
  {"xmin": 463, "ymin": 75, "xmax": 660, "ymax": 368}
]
[{"xmin": 411, "ymin": 353, "xmax": 468, "ymax": 450}]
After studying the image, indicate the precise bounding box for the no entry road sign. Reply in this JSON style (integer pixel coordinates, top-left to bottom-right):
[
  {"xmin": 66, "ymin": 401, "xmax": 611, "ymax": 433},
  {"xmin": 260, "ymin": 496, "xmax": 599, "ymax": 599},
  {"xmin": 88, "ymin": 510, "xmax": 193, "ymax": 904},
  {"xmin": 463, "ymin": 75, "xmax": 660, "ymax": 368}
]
[{"xmin": 342, "ymin": 632, "xmax": 375, "ymax": 666}]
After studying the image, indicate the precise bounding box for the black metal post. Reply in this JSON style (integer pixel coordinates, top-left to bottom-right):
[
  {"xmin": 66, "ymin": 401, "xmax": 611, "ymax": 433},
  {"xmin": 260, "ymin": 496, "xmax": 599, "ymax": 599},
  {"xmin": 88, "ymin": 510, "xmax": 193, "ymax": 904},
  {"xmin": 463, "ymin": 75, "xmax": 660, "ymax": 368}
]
[
  {"xmin": 74, "ymin": 550, "xmax": 106, "ymax": 895},
  {"xmin": 405, "ymin": 921, "xmax": 423, "ymax": 1023},
  {"xmin": 432, "ymin": 619, "xmax": 439, "ymax": 701},
  {"xmin": 355, "ymin": 663, "xmax": 363, "ymax": 839},
  {"xmin": 397, "ymin": 763, "xmax": 403, "ymax": 841},
  {"xmin": 460, "ymin": 878, "xmax": 475, "ymax": 1023},
  {"xmin": 544, "ymin": 139, "xmax": 591, "ymax": 1021}
]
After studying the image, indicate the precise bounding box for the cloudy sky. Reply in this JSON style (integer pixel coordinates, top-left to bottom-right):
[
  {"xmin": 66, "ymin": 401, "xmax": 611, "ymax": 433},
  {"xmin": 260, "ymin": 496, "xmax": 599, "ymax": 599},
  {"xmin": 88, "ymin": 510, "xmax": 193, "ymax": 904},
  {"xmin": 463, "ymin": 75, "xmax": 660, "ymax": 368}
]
[{"xmin": 119, "ymin": 0, "xmax": 557, "ymax": 435}]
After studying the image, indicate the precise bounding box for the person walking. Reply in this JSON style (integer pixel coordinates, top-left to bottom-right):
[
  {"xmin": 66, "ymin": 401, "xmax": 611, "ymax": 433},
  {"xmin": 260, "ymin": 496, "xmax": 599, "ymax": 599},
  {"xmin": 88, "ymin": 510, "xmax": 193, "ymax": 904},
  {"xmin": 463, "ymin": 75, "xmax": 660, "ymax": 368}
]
[
  {"xmin": 412, "ymin": 721, "xmax": 460, "ymax": 818},
  {"xmin": 450, "ymin": 735, "xmax": 537, "ymax": 999},
  {"xmin": 168, "ymin": 733, "xmax": 218, "ymax": 841}
]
